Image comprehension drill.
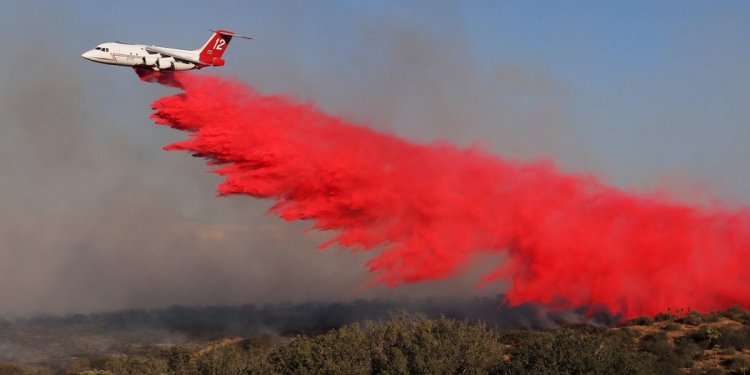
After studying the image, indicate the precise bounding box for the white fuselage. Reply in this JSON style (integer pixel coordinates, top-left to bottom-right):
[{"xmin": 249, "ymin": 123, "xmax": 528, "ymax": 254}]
[{"xmin": 81, "ymin": 42, "xmax": 199, "ymax": 71}]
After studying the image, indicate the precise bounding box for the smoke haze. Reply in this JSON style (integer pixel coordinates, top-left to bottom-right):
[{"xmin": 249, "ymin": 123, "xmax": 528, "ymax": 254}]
[
  {"xmin": 0, "ymin": 4, "xmax": 527, "ymax": 316},
  {"xmin": 1, "ymin": 2, "xmax": 749, "ymax": 317}
]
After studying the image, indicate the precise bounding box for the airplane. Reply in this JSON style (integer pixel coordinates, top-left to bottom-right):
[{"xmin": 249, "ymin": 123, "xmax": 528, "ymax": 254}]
[{"xmin": 81, "ymin": 29, "xmax": 251, "ymax": 71}]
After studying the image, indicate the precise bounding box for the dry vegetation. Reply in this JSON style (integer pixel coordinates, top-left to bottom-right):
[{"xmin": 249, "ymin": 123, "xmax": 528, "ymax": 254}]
[{"xmin": 1, "ymin": 306, "xmax": 749, "ymax": 374}]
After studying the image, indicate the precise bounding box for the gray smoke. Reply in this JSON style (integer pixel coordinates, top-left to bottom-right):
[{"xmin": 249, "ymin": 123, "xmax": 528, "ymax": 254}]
[
  {"xmin": 0, "ymin": 2, "xmax": 587, "ymax": 316},
  {"xmin": 0, "ymin": 4, "xmax": 559, "ymax": 315}
]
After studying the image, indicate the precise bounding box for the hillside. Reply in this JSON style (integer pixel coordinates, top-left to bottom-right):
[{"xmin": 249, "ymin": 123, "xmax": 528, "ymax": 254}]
[{"xmin": 0, "ymin": 304, "xmax": 748, "ymax": 374}]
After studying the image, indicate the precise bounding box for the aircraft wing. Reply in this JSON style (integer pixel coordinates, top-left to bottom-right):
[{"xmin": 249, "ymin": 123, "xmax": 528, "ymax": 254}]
[{"xmin": 145, "ymin": 46, "xmax": 205, "ymax": 65}]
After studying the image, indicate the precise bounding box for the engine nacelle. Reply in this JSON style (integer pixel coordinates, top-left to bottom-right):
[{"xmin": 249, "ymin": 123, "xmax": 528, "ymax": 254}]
[
  {"xmin": 211, "ymin": 58, "xmax": 225, "ymax": 67},
  {"xmin": 156, "ymin": 57, "xmax": 175, "ymax": 70},
  {"xmin": 142, "ymin": 55, "xmax": 158, "ymax": 66}
]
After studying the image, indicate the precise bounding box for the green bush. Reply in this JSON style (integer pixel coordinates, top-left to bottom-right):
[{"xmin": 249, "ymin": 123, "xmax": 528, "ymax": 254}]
[
  {"xmin": 268, "ymin": 313, "xmax": 504, "ymax": 375},
  {"xmin": 195, "ymin": 344, "xmax": 251, "ymax": 375},
  {"xmin": 165, "ymin": 344, "xmax": 196, "ymax": 374},
  {"xmin": 240, "ymin": 337, "xmax": 275, "ymax": 375},
  {"xmin": 502, "ymin": 328, "xmax": 644, "ymax": 374},
  {"xmin": 269, "ymin": 324, "xmax": 371, "ymax": 374},
  {"xmin": 367, "ymin": 314, "xmax": 503, "ymax": 375}
]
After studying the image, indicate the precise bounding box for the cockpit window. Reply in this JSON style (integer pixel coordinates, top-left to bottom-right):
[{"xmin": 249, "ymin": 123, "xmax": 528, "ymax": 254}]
[{"xmin": 95, "ymin": 47, "xmax": 101, "ymax": 50}]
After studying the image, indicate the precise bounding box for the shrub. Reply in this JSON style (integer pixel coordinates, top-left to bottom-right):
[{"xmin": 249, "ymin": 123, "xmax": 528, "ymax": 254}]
[
  {"xmin": 639, "ymin": 332, "xmax": 669, "ymax": 352},
  {"xmin": 721, "ymin": 356, "xmax": 750, "ymax": 373},
  {"xmin": 623, "ymin": 316, "xmax": 655, "ymax": 326},
  {"xmin": 715, "ymin": 326, "xmax": 750, "ymax": 350},
  {"xmin": 610, "ymin": 327, "xmax": 640, "ymax": 339},
  {"xmin": 164, "ymin": 344, "xmax": 197, "ymax": 374},
  {"xmin": 100, "ymin": 341, "xmax": 271, "ymax": 375},
  {"xmin": 195, "ymin": 344, "xmax": 251, "ymax": 375},
  {"xmin": 268, "ymin": 313, "xmax": 504, "ymax": 375},
  {"xmin": 719, "ymin": 307, "xmax": 747, "ymax": 321},
  {"xmin": 625, "ymin": 328, "xmax": 641, "ymax": 338},
  {"xmin": 502, "ymin": 328, "xmax": 643, "ymax": 374},
  {"xmin": 678, "ymin": 312, "xmax": 704, "ymax": 326},
  {"xmin": 673, "ymin": 336, "xmax": 702, "ymax": 367},
  {"xmin": 704, "ymin": 313, "xmax": 723, "ymax": 323},
  {"xmin": 688, "ymin": 327, "xmax": 725, "ymax": 350},
  {"xmin": 367, "ymin": 314, "xmax": 504, "ymax": 375},
  {"xmin": 269, "ymin": 323, "xmax": 371, "ymax": 374},
  {"xmin": 100, "ymin": 357, "xmax": 166, "ymax": 375},
  {"xmin": 656, "ymin": 312, "xmax": 674, "ymax": 322},
  {"xmin": 240, "ymin": 337, "xmax": 275, "ymax": 375},
  {"xmin": 638, "ymin": 332, "xmax": 687, "ymax": 374}
]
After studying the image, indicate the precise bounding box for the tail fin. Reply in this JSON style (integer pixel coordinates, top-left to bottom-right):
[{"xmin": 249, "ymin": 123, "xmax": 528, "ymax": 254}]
[{"xmin": 197, "ymin": 30, "xmax": 235, "ymax": 65}]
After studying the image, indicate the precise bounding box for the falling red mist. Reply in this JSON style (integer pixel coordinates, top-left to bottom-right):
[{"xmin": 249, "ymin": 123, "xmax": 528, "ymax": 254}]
[{"xmin": 142, "ymin": 71, "xmax": 750, "ymax": 319}]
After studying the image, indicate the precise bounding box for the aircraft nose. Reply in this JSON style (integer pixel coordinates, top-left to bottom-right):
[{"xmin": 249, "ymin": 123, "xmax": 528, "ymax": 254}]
[{"xmin": 81, "ymin": 50, "xmax": 95, "ymax": 60}]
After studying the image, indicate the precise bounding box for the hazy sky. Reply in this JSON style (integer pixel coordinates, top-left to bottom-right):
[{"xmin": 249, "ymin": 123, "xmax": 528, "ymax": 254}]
[{"xmin": 0, "ymin": 1, "xmax": 748, "ymax": 315}]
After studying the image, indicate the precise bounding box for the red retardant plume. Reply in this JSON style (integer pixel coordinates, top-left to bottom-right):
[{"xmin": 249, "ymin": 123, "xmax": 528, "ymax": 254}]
[{"xmin": 143, "ymin": 71, "xmax": 750, "ymax": 319}]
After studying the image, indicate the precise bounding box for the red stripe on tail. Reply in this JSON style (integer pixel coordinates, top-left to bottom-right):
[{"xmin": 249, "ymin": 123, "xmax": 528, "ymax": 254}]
[{"xmin": 198, "ymin": 30, "xmax": 234, "ymax": 66}]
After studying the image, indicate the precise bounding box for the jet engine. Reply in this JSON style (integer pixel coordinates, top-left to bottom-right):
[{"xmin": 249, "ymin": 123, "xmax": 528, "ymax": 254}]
[
  {"xmin": 142, "ymin": 55, "xmax": 158, "ymax": 66},
  {"xmin": 156, "ymin": 57, "xmax": 175, "ymax": 70}
]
